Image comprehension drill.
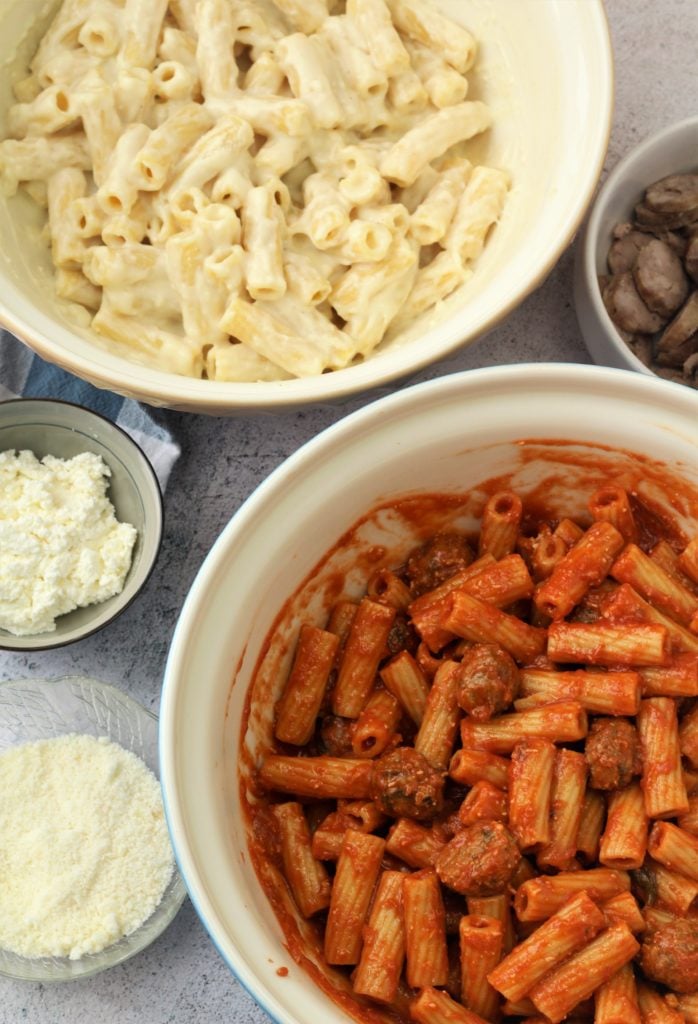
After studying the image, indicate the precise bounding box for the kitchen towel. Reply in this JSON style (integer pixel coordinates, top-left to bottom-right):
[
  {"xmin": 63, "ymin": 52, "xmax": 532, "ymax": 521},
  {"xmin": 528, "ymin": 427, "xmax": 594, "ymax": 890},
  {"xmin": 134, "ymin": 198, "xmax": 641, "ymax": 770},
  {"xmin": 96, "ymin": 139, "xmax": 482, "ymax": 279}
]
[{"xmin": 0, "ymin": 330, "xmax": 180, "ymax": 490}]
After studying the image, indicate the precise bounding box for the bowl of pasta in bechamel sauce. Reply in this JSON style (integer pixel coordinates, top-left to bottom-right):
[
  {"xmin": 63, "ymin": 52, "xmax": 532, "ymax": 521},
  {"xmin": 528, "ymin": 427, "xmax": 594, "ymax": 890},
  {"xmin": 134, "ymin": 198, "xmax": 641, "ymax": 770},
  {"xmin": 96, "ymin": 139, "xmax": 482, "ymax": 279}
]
[
  {"xmin": 0, "ymin": 0, "xmax": 612, "ymax": 412},
  {"xmin": 161, "ymin": 364, "xmax": 698, "ymax": 1024}
]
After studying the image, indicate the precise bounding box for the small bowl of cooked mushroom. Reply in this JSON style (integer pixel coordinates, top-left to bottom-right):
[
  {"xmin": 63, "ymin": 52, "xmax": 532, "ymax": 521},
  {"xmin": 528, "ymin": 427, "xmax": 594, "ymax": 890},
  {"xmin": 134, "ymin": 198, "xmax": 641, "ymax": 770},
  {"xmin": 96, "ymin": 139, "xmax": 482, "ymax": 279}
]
[{"xmin": 574, "ymin": 116, "xmax": 698, "ymax": 389}]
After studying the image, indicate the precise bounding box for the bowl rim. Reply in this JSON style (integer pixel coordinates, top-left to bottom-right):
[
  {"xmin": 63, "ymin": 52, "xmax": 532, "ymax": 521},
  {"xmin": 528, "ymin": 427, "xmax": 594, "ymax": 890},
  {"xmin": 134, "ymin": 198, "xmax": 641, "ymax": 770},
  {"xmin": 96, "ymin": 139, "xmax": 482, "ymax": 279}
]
[
  {"xmin": 0, "ymin": 0, "xmax": 614, "ymax": 412},
  {"xmin": 159, "ymin": 361, "xmax": 698, "ymax": 1024},
  {"xmin": 579, "ymin": 112, "xmax": 698, "ymax": 374},
  {"xmin": 0, "ymin": 397, "xmax": 164, "ymax": 652},
  {"xmin": 0, "ymin": 673, "xmax": 187, "ymax": 982}
]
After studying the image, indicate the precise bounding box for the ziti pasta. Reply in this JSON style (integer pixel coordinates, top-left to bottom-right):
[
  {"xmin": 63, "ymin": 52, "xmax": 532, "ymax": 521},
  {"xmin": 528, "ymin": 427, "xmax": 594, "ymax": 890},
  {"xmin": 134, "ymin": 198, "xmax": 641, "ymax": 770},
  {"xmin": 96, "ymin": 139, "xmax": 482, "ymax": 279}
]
[
  {"xmin": 243, "ymin": 480, "xmax": 698, "ymax": 1022},
  {"xmin": 0, "ymin": 0, "xmax": 509, "ymax": 381}
]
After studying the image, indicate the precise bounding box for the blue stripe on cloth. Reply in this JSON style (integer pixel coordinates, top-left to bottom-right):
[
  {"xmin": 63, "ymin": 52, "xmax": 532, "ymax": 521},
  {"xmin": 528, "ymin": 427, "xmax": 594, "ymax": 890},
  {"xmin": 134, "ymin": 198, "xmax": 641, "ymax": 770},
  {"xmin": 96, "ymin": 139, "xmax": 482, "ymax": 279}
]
[{"xmin": 23, "ymin": 352, "xmax": 125, "ymax": 420}]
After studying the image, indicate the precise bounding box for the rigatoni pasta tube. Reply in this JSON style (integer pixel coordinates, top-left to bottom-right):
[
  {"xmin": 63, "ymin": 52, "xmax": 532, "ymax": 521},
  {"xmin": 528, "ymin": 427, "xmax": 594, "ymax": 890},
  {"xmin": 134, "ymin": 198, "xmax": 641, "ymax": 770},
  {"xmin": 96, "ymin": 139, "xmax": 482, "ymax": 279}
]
[
  {"xmin": 601, "ymin": 891, "xmax": 645, "ymax": 933},
  {"xmin": 636, "ymin": 983, "xmax": 686, "ymax": 1024},
  {"xmin": 380, "ymin": 651, "xmax": 430, "ymax": 725},
  {"xmin": 514, "ymin": 868, "xmax": 629, "ymax": 921},
  {"xmin": 547, "ymin": 621, "xmax": 670, "ymax": 667},
  {"xmin": 385, "ymin": 818, "xmax": 446, "ymax": 869},
  {"xmin": 415, "ymin": 660, "xmax": 461, "ymax": 770},
  {"xmin": 518, "ymin": 668, "xmax": 640, "ymax": 716},
  {"xmin": 534, "ymin": 521, "xmax": 625, "ymax": 621},
  {"xmin": 467, "ymin": 894, "xmax": 515, "ymax": 954},
  {"xmin": 611, "ymin": 542, "xmax": 698, "ymax": 626},
  {"xmin": 324, "ymin": 831, "xmax": 384, "ymax": 965},
  {"xmin": 488, "ymin": 891, "xmax": 606, "ymax": 1003},
  {"xmin": 599, "ymin": 783, "xmax": 648, "ymax": 870},
  {"xmin": 459, "ymin": 915, "xmax": 503, "ymax": 1021},
  {"xmin": 403, "ymin": 869, "xmax": 448, "ymax": 989},
  {"xmin": 258, "ymin": 755, "xmax": 372, "ymax": 799},
  {"xmin": 588, "ymin": 486, "xmax": 637, "ymax": 542},
  {"xmin": 507, "ymin": 739, "xmax": 555, "ymax": 849},
  {"xmin": 529, "ymin": 923, "xmax": 640, "ymax": 1024},
  {"xmin": 449, "ymin": 748, "xmax": 510, "ymax": 790},
  {"xmin": 444, "ymin": 592, "xmax": 546, "ymax": 664},
  {"xmin": 410, "ymin": 987, "xmax": 489, "ymax": 1024},
  {"xmin": 594, "ymin": 964, "xmax": 642, "ymax": 1024},
  {"xmin": 274, "ymin": 624, "xmax": 339, "ymax": 745},
  {"xmin": 478, "ymin": 491, "xmax": 523, "ymax": 560},
  {"xmin": 333, "ymin": 598, "xmax": 396, "ymax": 719},
  {"xmin": 576, "ymin": 788, "xmax": 606, "ymax": 862},
  {"xmin": 638, "ymin": 697, "xmax": 688, "ymax": 818},
  {"xmin": 536, "ymin": 748, "xmax": 587, "ymax": 870},
  {"xmin": 460, "ymin": 701, "xmax": 587, "ymax": 755},
  {"xmin": 351, "ymin": 689, "xmax": 401, "ymax": 758},
  {"xmin": 600, "ymin": 583, "xmax": 698, "ymax": 654},
  {"xmin": 273, "ymin": 802, "xmax": 331, "ymax": 917},
  {"xmin": 647, "ymin": 820, "xmax": 698, "ymax": 882},
  {"xmin": 353, "ymin": 870, "xmax": 406, "ymax": 1003},
  {"xmin": 639, "ymin": 654, "xmax": 698, "ymax": 697}
]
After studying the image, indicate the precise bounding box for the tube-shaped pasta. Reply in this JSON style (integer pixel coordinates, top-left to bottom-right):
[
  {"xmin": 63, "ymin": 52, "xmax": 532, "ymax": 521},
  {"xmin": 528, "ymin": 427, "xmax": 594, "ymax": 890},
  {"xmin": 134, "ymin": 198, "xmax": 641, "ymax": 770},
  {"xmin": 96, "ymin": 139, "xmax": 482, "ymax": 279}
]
[
  {"xmin": 380, "ymin": 102, "xmax": 492, "ymax": 187},
  {"xmin": 273, "ymin": 802, "xmax": 331, "ymax": 918},
  {"xmin": 404, "ymin": 870, "xmax": 448, "ymax": 989},
  {"xmin": 324, "ymin": 831, "xmax": 385, "ymax": 965},
  {"xmin": 599, "ymin": 783, "xmax": 648, "ymax": 870},
  {"xmin": 353, "ymin": 870, "xmax": 406, "ymax": 1003},
  {"xmin": 241, "ymin": 182, "xmax": 287, "ymax": 301}
]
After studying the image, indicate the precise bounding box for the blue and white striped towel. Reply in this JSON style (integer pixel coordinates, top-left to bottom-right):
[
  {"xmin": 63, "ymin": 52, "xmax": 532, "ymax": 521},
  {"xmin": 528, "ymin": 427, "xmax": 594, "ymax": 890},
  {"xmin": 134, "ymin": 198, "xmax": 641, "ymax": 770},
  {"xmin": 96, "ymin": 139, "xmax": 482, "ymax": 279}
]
[{"xmin": 0, "ymin": 330, "xmax": 180, "ymax": 490}]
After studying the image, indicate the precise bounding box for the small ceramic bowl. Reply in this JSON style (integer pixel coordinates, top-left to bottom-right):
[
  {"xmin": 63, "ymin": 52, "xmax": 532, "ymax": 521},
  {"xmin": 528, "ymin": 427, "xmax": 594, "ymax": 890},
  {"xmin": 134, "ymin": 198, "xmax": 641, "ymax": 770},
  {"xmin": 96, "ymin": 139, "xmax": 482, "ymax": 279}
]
[
  {"xmin": 0, "ymin": 675, "xmax": 187, "ymax": 981},
  {"xmin": 574, "ymin": 114, "xmax": 698, "ymax": 376},
  {"xmin": 0, "ymin": 398, "xmax": 163, "ymax": 651}
]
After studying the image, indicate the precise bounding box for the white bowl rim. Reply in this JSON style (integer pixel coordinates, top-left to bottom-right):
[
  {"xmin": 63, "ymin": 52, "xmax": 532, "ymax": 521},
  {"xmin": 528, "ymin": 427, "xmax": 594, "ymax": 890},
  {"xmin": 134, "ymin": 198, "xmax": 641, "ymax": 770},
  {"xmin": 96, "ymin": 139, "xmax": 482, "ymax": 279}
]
[
  {"xmin": 580, "ymin": 112, "xmax": 698, "ymax": 375},
  {"xmin": 159, "ymin": 361, "xmax": 698, "ymax": 1024},
  {"xmin": 0, "ymin": 1, "xmax": 614, "ymax": 412},
  {"xmin": 0, "ymin": 396, "xmax": 164, "ymax": 652}
]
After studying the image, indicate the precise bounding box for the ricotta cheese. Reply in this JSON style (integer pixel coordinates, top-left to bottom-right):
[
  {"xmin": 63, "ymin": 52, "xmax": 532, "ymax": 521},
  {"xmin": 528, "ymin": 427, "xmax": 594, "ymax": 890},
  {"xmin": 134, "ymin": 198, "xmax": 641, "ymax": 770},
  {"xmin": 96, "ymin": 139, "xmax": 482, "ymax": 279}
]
[
  {"xmin": 0, "ymin": 734, "xmax": 174, "ymax": 960},
  {"xmin": 0, "ymin": 449, "xmax": 137, "ymax": 636}
]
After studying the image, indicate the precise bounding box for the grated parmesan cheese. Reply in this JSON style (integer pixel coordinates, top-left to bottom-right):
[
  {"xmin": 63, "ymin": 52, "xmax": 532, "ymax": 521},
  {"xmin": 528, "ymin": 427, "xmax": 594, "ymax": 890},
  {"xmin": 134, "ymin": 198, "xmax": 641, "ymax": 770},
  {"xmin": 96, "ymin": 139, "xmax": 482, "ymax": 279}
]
[
  {"xmin": 0, "ymin": 734, "xmax": 175, "ymax": 960},
  {"xmin": 0, "ymin": 449, "xmax": 137, "ymax": 636}
]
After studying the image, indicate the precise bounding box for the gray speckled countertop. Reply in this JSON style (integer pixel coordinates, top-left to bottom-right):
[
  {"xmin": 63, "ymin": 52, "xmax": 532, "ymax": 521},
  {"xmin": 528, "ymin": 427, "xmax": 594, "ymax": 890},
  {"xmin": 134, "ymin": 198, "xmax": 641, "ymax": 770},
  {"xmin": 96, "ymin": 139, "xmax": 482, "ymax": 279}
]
[{"xmin": 1, "ymin": 1, "xmax": 696, "ymax": 1020}]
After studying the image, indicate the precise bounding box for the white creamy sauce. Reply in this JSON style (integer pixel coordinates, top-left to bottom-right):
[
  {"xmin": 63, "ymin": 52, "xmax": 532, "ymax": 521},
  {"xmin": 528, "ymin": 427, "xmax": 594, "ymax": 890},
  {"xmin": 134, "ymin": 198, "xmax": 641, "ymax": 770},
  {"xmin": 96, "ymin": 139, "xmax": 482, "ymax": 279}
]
[{"xmin": 0, "ymin": 449, "xmax": 137, "ymax": 635}]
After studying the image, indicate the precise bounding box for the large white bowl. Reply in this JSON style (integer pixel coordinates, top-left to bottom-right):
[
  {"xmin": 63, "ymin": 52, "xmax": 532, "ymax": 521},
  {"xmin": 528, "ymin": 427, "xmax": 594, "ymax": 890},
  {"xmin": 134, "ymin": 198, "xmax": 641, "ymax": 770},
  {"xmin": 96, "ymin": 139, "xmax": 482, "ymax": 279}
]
[
  {"xmin": 0, "ymin": 1, "xmax": 613, "ymax": 413},
  {"xmin": 161, "ymin": 364, "xmax": 698, "ymax": 1024}
]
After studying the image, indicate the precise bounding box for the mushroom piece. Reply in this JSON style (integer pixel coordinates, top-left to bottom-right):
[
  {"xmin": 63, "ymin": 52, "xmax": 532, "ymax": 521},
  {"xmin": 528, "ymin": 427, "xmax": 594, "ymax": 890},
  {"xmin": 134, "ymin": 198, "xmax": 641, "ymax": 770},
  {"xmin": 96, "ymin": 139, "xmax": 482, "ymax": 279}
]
[{"xmin": 633, "ymin": 239, "xmax": 689, "ymax": 317}]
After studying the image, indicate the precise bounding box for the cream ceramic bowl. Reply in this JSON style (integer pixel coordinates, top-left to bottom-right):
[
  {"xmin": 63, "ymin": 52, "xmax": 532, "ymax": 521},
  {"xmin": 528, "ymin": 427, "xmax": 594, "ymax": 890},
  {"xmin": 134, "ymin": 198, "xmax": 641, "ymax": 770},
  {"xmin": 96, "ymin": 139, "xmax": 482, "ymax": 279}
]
[
  {"xmin": 160, "ymin": 364, "xmax": 698, "ymax": 1024},
  {"xmin": 0, "ymin": 1, "xmax": 613, "ymax": 413}
]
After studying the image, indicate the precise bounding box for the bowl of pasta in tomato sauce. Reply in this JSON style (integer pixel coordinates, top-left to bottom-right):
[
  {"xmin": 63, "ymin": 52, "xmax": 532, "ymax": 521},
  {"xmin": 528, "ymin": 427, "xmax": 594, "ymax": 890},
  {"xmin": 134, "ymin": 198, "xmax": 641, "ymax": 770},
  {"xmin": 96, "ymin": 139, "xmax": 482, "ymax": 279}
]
[{"xmin": 161, "ymin": 363, "xmax": 698, "ymax": 1024}]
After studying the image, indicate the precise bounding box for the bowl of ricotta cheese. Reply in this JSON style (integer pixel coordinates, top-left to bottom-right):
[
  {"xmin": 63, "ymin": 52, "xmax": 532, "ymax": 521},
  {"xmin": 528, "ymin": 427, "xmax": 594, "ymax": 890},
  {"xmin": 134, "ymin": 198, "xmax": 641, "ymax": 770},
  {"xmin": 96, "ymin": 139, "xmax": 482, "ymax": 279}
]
[{"xmin": 0, "ymin": 398, "xmax": 163, "ymax": 650}]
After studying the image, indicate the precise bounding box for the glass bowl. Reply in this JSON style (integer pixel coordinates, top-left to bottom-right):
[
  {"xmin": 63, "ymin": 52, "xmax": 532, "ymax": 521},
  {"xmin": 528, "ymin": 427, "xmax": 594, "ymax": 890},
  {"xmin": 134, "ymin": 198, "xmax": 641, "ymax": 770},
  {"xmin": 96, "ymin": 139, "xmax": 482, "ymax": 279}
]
[
  {"xmin": 0, "ymin": 675, "xmax": 186, "ymax": 981},
  {"xmin": 0, "ymin": 398, "xmax": 163, "ymax": 652}
]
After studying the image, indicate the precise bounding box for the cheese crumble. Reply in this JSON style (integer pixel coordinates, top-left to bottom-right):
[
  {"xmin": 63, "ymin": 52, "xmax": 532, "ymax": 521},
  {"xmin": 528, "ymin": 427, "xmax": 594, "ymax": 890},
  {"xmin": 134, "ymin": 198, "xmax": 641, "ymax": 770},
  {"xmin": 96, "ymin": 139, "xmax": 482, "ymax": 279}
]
[
  {"xmin": 0, "ymin": 449, "xmax": 137, "ymax": 636},
  {"xmin": 0, "ymin": 734, "xmax": 174, "ymax": 960}
]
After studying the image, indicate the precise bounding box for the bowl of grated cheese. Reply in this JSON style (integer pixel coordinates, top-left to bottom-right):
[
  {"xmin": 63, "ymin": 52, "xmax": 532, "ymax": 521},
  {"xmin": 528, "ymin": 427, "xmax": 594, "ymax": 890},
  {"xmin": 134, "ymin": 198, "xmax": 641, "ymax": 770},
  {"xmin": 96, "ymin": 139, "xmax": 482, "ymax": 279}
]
[
  {"xmin": 0, "ymin": 397, "xmax": 163, "ymax": 651},
  {"xmin": 0, "ymin": 674, "xmax": 187, "ymax": 981}
]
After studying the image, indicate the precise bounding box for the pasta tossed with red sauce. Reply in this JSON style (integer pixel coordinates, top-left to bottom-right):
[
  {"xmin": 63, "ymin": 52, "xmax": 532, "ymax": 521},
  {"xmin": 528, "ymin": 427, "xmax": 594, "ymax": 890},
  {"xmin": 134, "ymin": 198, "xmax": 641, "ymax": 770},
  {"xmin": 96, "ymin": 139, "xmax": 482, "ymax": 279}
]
[{"xmin": 246, "ymin": 485, "xmax": 698, "ymax": 1023}]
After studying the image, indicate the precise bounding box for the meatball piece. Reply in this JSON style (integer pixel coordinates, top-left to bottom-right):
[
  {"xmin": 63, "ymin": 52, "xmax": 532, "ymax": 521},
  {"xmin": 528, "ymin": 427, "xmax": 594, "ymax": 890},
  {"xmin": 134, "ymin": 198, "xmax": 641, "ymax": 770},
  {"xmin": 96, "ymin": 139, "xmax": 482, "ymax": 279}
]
[
  {"xmin": 436, "ymin": 821, "xmax": 521, "ymax": 897},
  {"xmin": 406, "ymin": 533, "xmax": 474, "ymax": 596},
  {"xmin": 642, "ymin": 919, "xmax": 698, "ymax": 993},
  {"xmin": 585, "ymin": 717, "xmax": 641, "ymax": 790},
  {"xmin": 456, "ymin": 644, "xmax": 520, "ymax": 721},
  {"xmin": 370, "ymin": 747, "xmax": 444, "ymax": 821},
  {"xmin": 320, "ymin": 715, "xmax": 354, "ymax": 756}
]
